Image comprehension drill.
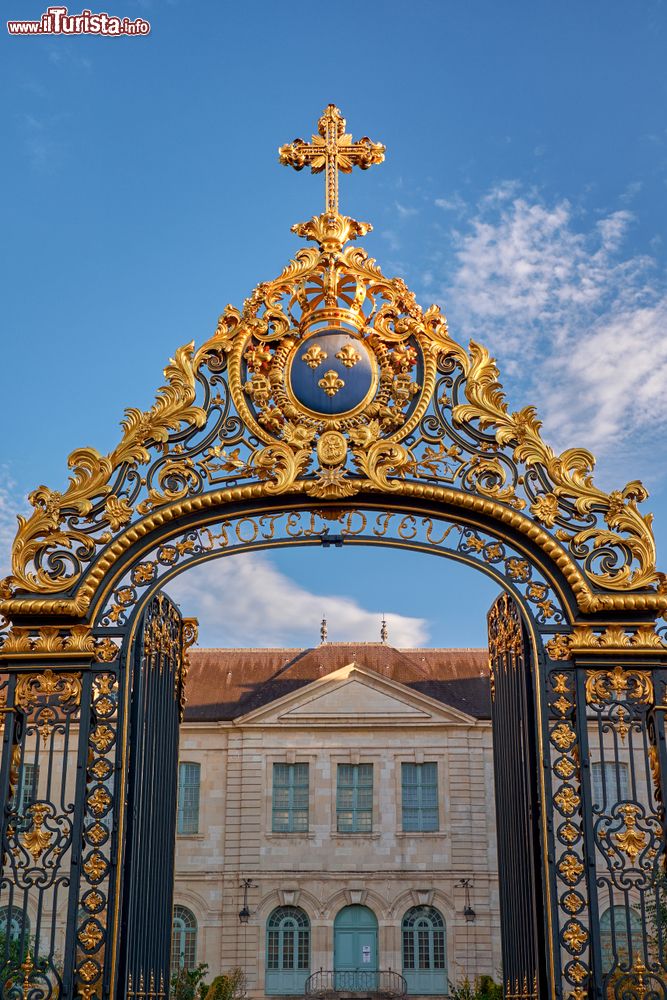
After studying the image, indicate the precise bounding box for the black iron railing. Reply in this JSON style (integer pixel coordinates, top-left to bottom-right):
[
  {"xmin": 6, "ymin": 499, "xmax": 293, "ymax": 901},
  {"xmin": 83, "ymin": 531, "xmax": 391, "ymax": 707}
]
[{"xmin": 304, "ymin": 970, "xmax": 407, "ymax": 997}]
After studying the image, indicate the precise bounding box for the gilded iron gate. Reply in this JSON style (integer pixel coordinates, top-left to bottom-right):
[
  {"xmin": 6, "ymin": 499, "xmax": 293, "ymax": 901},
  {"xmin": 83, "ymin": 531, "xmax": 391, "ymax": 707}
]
[
  {"xmin": 0, "ymin": 655, "xmax": 92, "ymax": 999},
  {"xmin": 0, "ymin": 592, "xmax": 190, "ymax": 1000},
  {"xmin": 2, "ymin": 105, "xmax": 667, "ymax": 999},
  {"xmin": 117, "ymin": 592, "xmax": 186, "ymax": 1000},
  {"xmin": 488, "ymin": 592, "xmax": 546, "ymax": 1000}
]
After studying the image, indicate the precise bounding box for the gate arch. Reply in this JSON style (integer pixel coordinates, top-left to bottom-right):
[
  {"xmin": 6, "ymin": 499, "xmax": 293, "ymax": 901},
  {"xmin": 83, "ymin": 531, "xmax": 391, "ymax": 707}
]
[{"xmin": 0, "ymin": 105, "xmax": 666, "ymax": 1000}]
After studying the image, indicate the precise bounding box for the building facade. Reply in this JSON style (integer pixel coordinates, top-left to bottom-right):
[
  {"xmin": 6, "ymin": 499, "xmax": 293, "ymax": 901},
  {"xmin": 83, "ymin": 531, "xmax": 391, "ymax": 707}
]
[
  {"xmin": 171, "ymin": 643, "xmax": 501, "ymax": 996},
  {"xmin": 0, "ymin": 641, "xmax": 641, "ymax": 994}
]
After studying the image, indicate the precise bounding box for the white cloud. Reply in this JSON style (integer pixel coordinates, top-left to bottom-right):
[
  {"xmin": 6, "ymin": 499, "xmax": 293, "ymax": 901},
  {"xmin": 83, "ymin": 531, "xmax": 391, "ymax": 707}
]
[
  {"xmin": 0, "ymin": 469, "xmax": 27, "ymax": 579},
  {"xmin": 395, "ymin": 201, "xmax": 418, "ymax": 219},
  {"xmin": 47, "ymin": 46, "xmax": 93, "ymax": 71},
  {"xmin": 434, "ymin": 194, "xmax": 466, "ymax": 215},
  {"xmin": 167, "ymin": 553, "xmax": 428, "ymax": 648},
  {"xmin": 381, "ymin": 229, "xmax": 402, "ymax": 252},
  {"xmin": 620, "ymin": 180, "xmax": 643, "ymax": 204},
  {"xmin": 438, "ymin": 186, "xmax": 667, "ymax": 480}
]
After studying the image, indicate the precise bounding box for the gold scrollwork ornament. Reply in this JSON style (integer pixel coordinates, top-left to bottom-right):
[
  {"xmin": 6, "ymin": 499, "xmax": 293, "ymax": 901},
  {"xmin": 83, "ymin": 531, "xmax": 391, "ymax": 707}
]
[
  {"xmin": 0, "ymin": 103, "xmax": 664, "ymax": 622},
  {"xmin": 585, "ymin": 666, "xmax": 653, "ymax": 705}
]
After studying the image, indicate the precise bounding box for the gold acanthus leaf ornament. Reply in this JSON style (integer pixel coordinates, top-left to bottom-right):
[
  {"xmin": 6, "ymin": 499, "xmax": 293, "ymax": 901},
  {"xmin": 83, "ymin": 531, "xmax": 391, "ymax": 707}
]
[
  {"xmin": 0, "ymin": 106, "xmax": 664, "ymax": 618},
  {"xmin": 613, "ymin": 804, "xmax": 647, "ymax": 862},
  {"xmin": 546, "ymin": 626, "xmax": 665, "ymax": 661},
  {"xmin": 21, "ymin": 802, "xmax": 52, "ymax": 862},
  {"xmin": 0, "ymin": 625, "xmax": 118, "ymax": 662},
  {"xmin": 452, "ymin": 340, "xmax": 664, "ymax": 593},
  {"xmin": 15, "ymin": 669, "xmax": 82, "ymax": 714},
  {"xmin": 562, "ymin": 921, "xmax": 588, "ymax": 954},
  {"xmin": 585, "ymin": 666, "xmax": 653, "ymax": 705},
  {"xmin": 6, "ymin": 343, "xmax": 206, "ymax": 595},
  {"xmin": 78, "ymin": 921, "xmax": 104, "ymax": 950}
]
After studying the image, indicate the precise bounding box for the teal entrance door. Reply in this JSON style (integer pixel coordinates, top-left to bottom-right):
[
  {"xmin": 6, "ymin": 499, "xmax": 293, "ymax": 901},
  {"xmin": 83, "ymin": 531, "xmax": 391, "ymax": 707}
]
[{"xmin": 334, "ymin": 905, "xmax": 378, "ymax": 992}]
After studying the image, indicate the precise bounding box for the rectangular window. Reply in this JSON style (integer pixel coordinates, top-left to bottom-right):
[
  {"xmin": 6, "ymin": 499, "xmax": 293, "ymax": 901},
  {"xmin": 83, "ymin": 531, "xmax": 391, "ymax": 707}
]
[
  {"xmin": 402, "ymin": 762, "xmax": 439, "ymax": 832},
  {"xmin": 337, "ymin": 763, "xmax": 373, "ymax": 833},
  {"xmin": 591, "ymin": 762, "xmax": 629, "ymax": 811},
  {"xmin": 177, "ymin": 762, "xmax": 200, "ymax": 835},
  {"xmin": 272, "ymin": 763, "xmax": 309, "ymax": 833},
  {"xmin": 17, "ymin": 763, "xmax": 39, "ymax": 831}
]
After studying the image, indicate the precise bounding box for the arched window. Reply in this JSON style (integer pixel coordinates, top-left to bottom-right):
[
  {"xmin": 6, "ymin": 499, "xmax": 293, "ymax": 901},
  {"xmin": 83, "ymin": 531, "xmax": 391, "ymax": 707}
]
[
  {"xmin": 402, "ymin": 906, "xmax": 446, "ymax": 995},
  {"xmin": 177, "ymin": 762, "xmax": 201, "ymax": 835},
  {"xmin": 0, "ymin": 905, "xmax": 30, "ymax": 944},
  {"xmin": 600, "ymin": 905, "xmax": 641, "ymax": 972},
  {"xmin": 266, "ymin": 906, "xmax": 310, "ymax": 995},
  {"xmin": 171, "ymin": 905, "xmax": 197, "ymax": 976}
]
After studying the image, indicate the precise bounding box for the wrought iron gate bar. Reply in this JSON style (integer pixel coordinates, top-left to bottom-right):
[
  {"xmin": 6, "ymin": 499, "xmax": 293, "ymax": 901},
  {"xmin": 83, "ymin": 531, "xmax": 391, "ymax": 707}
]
[
  {"xmin": 117, "ymin": 592, "xmax": 184, "ymax": 1000},
  {"xmin": 489, "ymin": 594, "xmax": 546, "ymax": 998},
  {"xmin": 573, "ymin": 667, "xmax": 605, "ymax": 999},
  {"xmin": 504, "ymin": 975, "xmax": 538, "ymax": 1000}
]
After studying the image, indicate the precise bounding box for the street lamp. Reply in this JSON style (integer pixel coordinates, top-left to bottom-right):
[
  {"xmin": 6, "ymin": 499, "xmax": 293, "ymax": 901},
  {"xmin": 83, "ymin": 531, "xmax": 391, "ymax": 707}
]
[
  {"xmin": 456, "ymin": 878, "xmax": 476, "ymax": 923},
  {"xmin": 238, "ymin": 878, "xmax": 257, "ymax": 925}
]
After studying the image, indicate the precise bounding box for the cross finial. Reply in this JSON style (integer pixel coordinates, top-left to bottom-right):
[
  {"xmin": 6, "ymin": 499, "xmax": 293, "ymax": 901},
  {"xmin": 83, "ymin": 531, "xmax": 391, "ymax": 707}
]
[
  {"xmin": 279, "ymin": 104, "xmax": 385, "ymax": 216},
  {"xmin": 320, "ymin": 615, "xmax": 328, "ymax": 644},
  {"xmin": 380, "ymin": 614, "xmax": 388, "ymax": 644}
]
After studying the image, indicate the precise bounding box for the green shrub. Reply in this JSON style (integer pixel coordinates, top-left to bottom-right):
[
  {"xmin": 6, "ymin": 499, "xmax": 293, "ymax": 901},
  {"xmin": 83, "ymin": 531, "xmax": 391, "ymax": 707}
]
[
  {"xmin": 170, "ymin": 962, "xmax": 209, "ymax": 1000},
  {"xmin": 204, "ymin": 968, "xmax": 246, "ymax": 1000},
  {"xmin": 449, "ymin": 976, "xmax": 502, "ymax": 1000}
]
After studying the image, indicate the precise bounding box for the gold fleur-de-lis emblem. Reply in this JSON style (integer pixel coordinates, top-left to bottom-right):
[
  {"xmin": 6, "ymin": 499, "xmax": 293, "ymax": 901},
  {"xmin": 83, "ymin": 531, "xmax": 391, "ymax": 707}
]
[
  {"xmin": 318, "ymin": 370, "xmax": 345, "ymax": 398},
  {"xmin": 335, "ymin": 343, "xmax": 361, "ymax": 368},
  {"xmin": 302, "ymin": 345, "xmax": 328, "ymax": 369}
]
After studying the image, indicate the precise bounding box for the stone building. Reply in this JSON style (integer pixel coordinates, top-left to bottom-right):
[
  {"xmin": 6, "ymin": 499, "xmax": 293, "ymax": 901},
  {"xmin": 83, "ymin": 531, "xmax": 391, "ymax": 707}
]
[{"xmin": 171, "ymin": 642, "xmax": 501, "ymax": 996}]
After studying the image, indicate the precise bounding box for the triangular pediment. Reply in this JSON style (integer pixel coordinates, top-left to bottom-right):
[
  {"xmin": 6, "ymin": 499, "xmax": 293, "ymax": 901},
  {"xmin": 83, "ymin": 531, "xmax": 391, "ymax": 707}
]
[
  {"xmin": 236, "ymin": 663, "xmax": 476, "ymax": 727},
  {"xmin": 281, "ymin": 675, "xmax": 430, "ymax": 721}
]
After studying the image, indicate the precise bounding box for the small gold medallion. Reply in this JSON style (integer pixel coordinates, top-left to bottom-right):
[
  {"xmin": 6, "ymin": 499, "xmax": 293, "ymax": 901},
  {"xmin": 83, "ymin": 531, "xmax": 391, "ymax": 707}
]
[{"xmin": 317, "ymin": 431, "xmax": 348, "ymax": 467}]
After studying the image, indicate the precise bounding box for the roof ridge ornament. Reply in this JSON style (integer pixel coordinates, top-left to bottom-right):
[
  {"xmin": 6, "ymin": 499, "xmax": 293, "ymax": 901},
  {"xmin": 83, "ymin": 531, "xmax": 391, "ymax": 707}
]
[{"xmin": 279, "ymin": 104, "xmax": 385, "ymax": 250}]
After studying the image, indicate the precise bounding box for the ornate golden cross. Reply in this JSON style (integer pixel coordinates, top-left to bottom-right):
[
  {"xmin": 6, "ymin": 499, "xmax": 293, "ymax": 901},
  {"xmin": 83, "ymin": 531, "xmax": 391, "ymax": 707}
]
[{"xmin": 279, "ymin": 104, "xmax": 385, "ymax": 215}]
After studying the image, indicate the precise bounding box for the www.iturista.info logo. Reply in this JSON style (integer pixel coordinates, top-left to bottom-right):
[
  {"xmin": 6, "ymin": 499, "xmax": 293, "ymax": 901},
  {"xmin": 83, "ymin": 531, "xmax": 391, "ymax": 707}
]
[{"xmin": 7, "ymin": 6, "xmax": 150, "ymax": 35}]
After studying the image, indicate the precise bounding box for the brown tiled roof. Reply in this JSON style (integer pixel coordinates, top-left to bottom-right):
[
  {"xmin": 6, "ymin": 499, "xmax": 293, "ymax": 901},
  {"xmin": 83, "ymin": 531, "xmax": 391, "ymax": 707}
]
[{"xmin": 184, "ymin": 644, "xmax": 490, "ymax": 722}]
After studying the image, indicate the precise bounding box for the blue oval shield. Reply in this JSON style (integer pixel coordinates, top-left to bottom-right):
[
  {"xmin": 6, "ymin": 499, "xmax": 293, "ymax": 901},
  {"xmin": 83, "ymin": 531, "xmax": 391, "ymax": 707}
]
[{"xmin": 289, "ymin": 331, "xmax": 376, "ymax": 416}]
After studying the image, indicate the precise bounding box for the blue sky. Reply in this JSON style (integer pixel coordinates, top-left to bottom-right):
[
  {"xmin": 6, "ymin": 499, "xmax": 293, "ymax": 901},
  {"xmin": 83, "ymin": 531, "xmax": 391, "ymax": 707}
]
[{"xmin": 2, "ymin": 1, "xmax": 667, "ymax": 647}]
